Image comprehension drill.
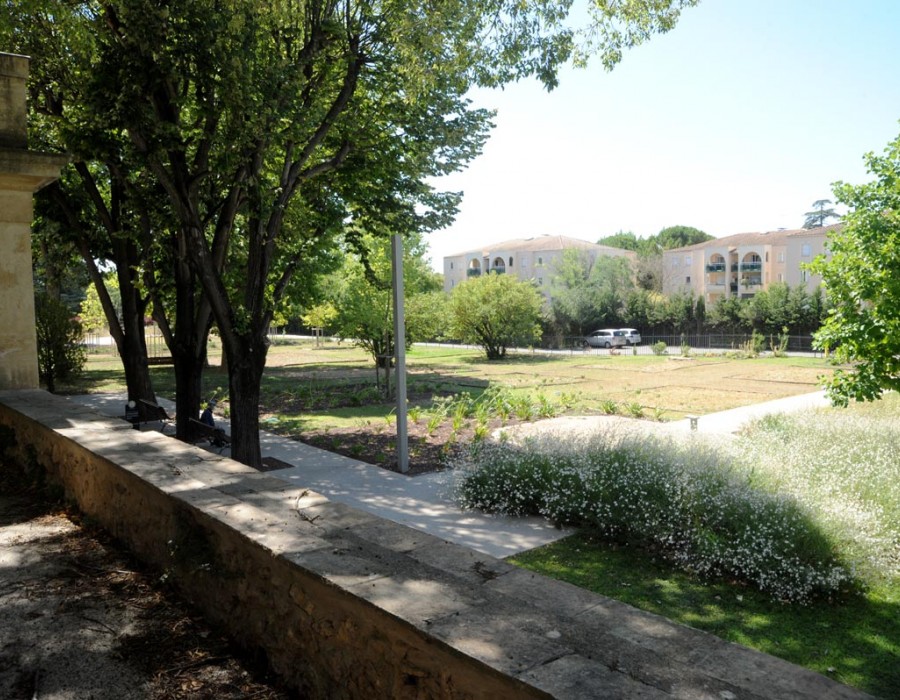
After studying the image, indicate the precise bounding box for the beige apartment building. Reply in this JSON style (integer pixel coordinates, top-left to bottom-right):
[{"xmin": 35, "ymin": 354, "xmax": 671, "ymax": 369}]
[
  {"xmin": 443, "ymin": 234, "xmax": 634, "ymax": 296},
  {"xmin": 662, "ymin": 223, "xmax": 840, "ymax": 303}
]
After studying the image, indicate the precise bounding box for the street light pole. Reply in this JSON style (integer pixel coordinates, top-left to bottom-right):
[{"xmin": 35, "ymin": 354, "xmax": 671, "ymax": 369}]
[{"xmin": 391, "ymin": 233, "xmax": 409, "ymax": 473}]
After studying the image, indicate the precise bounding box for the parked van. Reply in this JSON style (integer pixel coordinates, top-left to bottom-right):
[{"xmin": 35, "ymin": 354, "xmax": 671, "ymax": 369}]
[
  {"xmin": 618, "ymin": 328, "xmax": 642, "ymax": 345},
  {"xmin": 584, "ymin": 329, "xmax": 626, "ymax": 349}
]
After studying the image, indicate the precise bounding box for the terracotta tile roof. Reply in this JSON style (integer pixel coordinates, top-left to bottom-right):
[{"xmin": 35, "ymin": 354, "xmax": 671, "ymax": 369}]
[
  {"xmin": 446, "ymin": 234, "xmax": 630, "ymax": 258},
  {"xmin": 669, "ymin": 223, "xmax": 842, "ymax": 252}
]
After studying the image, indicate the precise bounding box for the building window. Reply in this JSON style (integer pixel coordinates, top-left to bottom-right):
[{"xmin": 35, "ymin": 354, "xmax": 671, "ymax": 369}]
[
  {"xmin": 801, "ymin": 244, "xmax": 811, "ymax": 257},
  {"xmin": 449, "ymin": 262, "xmax": 454, "ymax": 270},
  {"xmin": 686, "ymin": 276, "xmax": 691, "ymax": 284},
  {"xmin": 672, "ymin": 258, "xmax": 680, "ymax": 267},
  {"xmin": 508, "ymin": 256, "xmax": 513, "ymax": 267},
  {"xmin": 537, "ymin": 257, "xmax": 543, "ymax": 266},
  {"xmin": 801, "ymin": 269, "xmax": 809, "ymax": 282},
  {"xmin": 778, "ymin": 273, "xmax": 783, "ymax": 282},
  {"xmin": 538, "ymin": 277, "xmax": 543, "ymax": 285},
  {"xmin": 521, "ymin": 257, "xmax": 527, "ymax": 267},
  {"xmin": 765, "ymin": 252, "xmax": 769, "ymax": 262},
  {"xmin": 684, "ymin": 255, "xmax": 692, "ymax": 265},
  {"xmin": 778, "ymin": 252, "xmax": 785, "ymax": 263}
]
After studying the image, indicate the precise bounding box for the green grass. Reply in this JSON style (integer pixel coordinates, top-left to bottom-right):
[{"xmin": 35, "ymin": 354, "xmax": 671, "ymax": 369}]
[{"xmin": 511, "ymin": 534, "xmax": 898, "ymax": 698}]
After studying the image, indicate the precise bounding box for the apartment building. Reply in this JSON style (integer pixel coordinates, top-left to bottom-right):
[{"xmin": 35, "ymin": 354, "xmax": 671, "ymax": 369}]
[
  {"xmin": 662, "ymin": 223, "xmax": 840, "ymax": 303},
  {"xmin": 443, "ymin": 235, "xmax": 635, "ymax": 296}
]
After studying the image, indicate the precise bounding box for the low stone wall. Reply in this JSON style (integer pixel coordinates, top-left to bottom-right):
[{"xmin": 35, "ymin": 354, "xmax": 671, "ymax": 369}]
[{"xmin": 0, "ymin": 390, "xmax": 871, "ymax": 699}]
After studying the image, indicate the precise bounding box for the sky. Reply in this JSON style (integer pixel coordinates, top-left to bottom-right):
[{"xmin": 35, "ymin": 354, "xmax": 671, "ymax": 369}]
[{"xmin": 425, "ymin": 0, "xmax": 900, "ymax": 270}]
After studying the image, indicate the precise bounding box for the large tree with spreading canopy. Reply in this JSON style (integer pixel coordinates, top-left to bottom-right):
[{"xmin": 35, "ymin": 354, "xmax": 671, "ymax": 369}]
[{"xmin": 3, "ymin": 0, "xmax": 697, "ymax": 466}]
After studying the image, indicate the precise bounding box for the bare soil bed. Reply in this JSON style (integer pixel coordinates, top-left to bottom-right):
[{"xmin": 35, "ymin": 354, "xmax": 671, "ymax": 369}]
[{"xmin": 0, "ymin": 476, "xmax": 291, "ymax": 700}]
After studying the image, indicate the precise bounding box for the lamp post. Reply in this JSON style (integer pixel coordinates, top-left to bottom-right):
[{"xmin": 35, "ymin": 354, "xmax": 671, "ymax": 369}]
[{"xmin": 391, "ymin": 234, "xmax": 409, "ymax": 473}]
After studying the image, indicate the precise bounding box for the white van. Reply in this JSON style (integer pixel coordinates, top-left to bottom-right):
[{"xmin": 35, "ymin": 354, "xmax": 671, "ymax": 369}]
[
  {"xmin": 584, "ymin": 329, "xmax": 627, "ymax": 349},
  {"xmin": 618, "ymin": 328, "xmax": 642, "ymax": 345}
]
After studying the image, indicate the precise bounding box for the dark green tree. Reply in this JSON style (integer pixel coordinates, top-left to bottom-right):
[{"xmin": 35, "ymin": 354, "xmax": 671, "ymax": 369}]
[
  {"xmin": 803, "ymin": 199, "xmax": 839, "ymax": 229},
  {"xmin": 656, "ymin": 225, "xmax": 713, "ymax": 250}
]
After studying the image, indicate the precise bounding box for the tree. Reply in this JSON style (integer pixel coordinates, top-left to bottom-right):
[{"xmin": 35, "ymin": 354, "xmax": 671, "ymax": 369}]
[
  {"xmin": 449, "ymin": 273, "xmax": 543, "ymax": 359},
  {"xmin": 808, "ymin": 133, "xmax": 900, "ymax": 405},
  {"xmin": 597, "ymin": 231, "xmax": 641, "ymax": 251},
  {"xmin": 803, "ymin": 199, "xmax": 839, "ymax": 229},
  {"xmin": 549, "ymin": 249, "xmax": 598, "ymax": 335},
  {"xmin": 656, "ymin": 225, "xmax": 713, "ymax": 250},
  {"xmin": 327, "ymin": 234, "xmax": 441, "ymax": 395},
  {"xmin": 35, "ymin": 292, "xmax": 86, "ymax": 393},
  {"xmin": 5, "ymin": 0, "xmax": 697, "ymax": 466}
]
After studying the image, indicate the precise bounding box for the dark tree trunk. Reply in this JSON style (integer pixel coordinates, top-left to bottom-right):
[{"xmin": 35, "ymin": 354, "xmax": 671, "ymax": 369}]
[
  {"xmin": 225, "ymin": 336, "xmax": 267, "ymax": 468},
  {"xmin": 171, "ymin": 250, "xmax": 210, "ymax": 440}
]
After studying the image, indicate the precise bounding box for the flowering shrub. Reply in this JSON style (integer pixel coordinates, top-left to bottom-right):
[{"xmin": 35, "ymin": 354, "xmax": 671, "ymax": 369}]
[
  {"xmin": 458, "ymin": 430, "xmax": 854, "ymax": 602},
  {"xmin": 740, "ymin": 410, "xmax": 900, "ymax": 584}
]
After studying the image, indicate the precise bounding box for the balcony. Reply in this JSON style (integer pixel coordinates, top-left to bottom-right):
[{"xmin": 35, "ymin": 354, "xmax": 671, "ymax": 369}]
[
  {"xmin": 466, "ymin": 268, "xmax": 481, "ymax": 277},
  {"xmin": 706, "ymin": 263, "xmax": 726, "ymax": 272},
  {"xmin": 491, "ymin": 268, "xmax": 506, "ymax": 275},
  {"xmin": 740, "ymin": 262, "xmax": 762, "ymax": 272}
]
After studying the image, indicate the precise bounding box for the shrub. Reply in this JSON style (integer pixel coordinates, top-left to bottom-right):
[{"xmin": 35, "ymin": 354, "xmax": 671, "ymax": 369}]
[
  {"xmin": 651, "ymin": 341, "xmax": 668, "ymax": 356},
  {"xmin": 458, "ymin": 432, "xmax": 853, "ymax": 602},
  {"xmin": 35, "ymin": 292, "xmax": 86, "ymax": 393}
]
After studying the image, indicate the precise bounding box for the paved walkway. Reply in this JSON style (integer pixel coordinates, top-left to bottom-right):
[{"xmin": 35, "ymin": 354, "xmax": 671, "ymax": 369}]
[{"xmin": 66, "ymin": 390, "xmax": 832, "ymax": 559}]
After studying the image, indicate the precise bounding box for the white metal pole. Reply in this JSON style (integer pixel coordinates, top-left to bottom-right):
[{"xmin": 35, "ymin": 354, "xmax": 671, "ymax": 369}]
[{"xmin": 391, "ymin": 234, "xmax": 409, "ymax": 473}]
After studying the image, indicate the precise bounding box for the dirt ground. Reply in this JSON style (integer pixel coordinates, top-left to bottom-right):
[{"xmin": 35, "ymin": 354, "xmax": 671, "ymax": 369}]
[{"xmin": 0, "ymin": 481, "xmax": 293, "ymax": 700}]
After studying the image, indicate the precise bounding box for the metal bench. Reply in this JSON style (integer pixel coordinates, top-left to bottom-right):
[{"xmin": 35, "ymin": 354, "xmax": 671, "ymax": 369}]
[
  {"xmin": 135, "ymin": 399, "xmax": 174, "ymax": 433},
  {"xmin": 188, "ymin": 417, "xmax": 231, "ymax": 453}
]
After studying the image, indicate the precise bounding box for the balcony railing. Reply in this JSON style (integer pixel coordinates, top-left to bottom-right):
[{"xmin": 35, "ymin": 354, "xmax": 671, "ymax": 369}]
[
  {"xmin": 491, "ymin": 268, "xmax": 506, "ymax": 275},
  {"xmin": 741, "ymin": 262, "xmax": 762, "ymax": 271},
  {"xmin": 706, "ymin": 263, "xmax": 726, "ymax": 272},
  {"xmin": 466, "ymin": 268, "xmax": 481, "ymax": 277}
]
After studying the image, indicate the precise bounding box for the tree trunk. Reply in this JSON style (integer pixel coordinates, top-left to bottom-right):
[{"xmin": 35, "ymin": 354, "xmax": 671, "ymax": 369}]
[
  {"xmin": 226, "ymin": 338, "xmax": 266, "ymax": 468},
  {"xmin": 170, "ymin": 253, "xmax": 209, "ymax": 440}
]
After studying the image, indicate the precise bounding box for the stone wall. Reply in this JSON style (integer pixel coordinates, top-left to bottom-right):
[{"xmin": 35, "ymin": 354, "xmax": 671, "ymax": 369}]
[{"xmin": 0, "ymin": 390, "xmax": 871, "ymax": 699}]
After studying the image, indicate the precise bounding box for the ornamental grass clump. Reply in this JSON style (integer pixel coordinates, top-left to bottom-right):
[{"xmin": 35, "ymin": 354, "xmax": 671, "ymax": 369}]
[{"xmin": 458, "ymin": 431, "xmax": 854, "ymax": 603}]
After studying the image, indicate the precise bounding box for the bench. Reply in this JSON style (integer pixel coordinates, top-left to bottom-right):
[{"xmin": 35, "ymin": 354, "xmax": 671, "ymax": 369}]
[
  {"xmin": 146, "ymin": 356, "xmax": 175, "ymax": 365},
  {"xmin": 188, "ymin": 417, "xmax": 231, "ymax": 453},
  {"xmin": 135, "ymin": 399, "xmax": 174, "ymax": 433}
]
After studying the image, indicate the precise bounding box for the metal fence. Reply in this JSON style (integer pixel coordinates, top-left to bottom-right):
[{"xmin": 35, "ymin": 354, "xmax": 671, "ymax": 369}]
[{"xmin": 529, "ymin": 333, "xmax": 821, "ymax": 356}]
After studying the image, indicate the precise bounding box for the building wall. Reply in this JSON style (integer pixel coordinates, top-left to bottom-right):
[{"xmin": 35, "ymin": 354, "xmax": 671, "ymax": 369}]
[
  {"xmin": 443, "ymin": 241, "xmax": 633, "ymax": 297},
  {"xmin": 0, "ymin": 53, "xmax": 66, "ymax": 389},
  {"xmin": 662, "ymin": 229, "xmax": 830, "ymax": 303}
]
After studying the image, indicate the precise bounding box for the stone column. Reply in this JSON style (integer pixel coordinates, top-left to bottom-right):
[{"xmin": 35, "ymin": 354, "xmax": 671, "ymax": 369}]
[{"xmin": 0, "ymin": 53, "xmax": 68, "ymax": 389}]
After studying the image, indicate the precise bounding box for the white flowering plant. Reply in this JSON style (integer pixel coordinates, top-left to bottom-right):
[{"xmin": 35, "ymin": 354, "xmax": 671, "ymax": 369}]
[{"xmin": 458, "ymin": 428, "xmax": 866, "ymax": 603}]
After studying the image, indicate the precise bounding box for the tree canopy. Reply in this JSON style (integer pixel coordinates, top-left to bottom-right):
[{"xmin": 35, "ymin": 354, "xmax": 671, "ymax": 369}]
[
  {"xmin": 803, "ymin": 199, "xmax": 840, "ymax": 229},
  {"xmin": 450, "ymin": 273, "xmax": 543, "ymax": 359},
  {"xmin": 3, "ymin": 0, "xmax": 698, "ymax": 465},
  {"xmin": 809, "ymin": 132, "xmax": 900, "ymax": 405}
]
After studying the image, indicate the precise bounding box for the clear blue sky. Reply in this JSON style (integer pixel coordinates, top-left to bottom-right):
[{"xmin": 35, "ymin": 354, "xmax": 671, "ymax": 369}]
[{"xmin": 426, "ymin": 0, "xmax": 900, "ymax": 270}]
